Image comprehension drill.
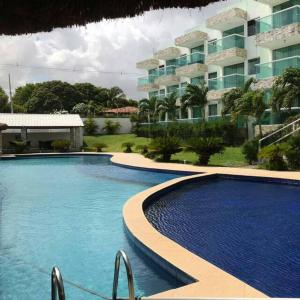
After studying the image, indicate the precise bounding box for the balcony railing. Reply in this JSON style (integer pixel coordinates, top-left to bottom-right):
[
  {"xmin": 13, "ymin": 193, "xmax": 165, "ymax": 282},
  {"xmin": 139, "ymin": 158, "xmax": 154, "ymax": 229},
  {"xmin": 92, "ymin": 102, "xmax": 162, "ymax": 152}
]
[
  {"xmin": 256, "ymin": 5, "xmax": 300, "ymax": 33},
  {"xmin": 156, "ymin": 65, "xmax": 177, "ymax": 77},
  {"xmin": 207, "ymin": 34, "xmax": 245, "ymax": 54},
  {"xmin": 255, "ymin": 56, "xmax": 300, "ymax": 79},
  {"xmin": 137, "ymin": 75, "xmax": 157, "ymax": 86},
  {"xmin": 208, "ymin": 74, "xmax": 245, "ymax": 90},
  {"xmin": 177, "ymin": 52, "xmax": 205, "ymax": 67}
]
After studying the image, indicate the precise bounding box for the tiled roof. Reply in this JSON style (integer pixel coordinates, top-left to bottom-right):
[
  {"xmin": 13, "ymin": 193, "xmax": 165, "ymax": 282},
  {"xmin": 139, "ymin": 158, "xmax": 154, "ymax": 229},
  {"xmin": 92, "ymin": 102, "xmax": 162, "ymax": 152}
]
[
  {"xmin": 0, "ymin": 113, "xmax": 83, "ymax": 128},
  {"xmin": 104, "ymin": 106, "xmax": 138, "ymax": 114}
]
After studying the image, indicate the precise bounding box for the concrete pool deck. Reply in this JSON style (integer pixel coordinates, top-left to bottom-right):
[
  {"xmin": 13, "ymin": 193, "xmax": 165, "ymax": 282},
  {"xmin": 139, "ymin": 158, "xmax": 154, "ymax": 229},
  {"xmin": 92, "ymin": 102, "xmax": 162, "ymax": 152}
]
[
  {"xmin": 4, "ymin": 152, "xmax": 300, "ymax": 298},
  {"xmin": 111, "ymin": 153, "xmax": 300, "ymax": 298}
]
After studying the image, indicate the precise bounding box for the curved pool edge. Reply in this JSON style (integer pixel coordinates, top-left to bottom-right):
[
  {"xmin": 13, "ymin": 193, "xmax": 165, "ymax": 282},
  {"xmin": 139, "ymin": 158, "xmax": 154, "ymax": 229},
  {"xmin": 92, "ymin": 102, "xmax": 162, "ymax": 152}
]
[{"xmin": 123, "ymin": 172, "xmax": 268, "ymax": 299}]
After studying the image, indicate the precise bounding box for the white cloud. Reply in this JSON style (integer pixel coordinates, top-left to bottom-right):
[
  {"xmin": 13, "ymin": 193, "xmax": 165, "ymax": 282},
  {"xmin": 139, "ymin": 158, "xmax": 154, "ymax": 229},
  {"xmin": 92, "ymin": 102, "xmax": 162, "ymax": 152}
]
[{"xmin": 0, "ymin": 1, "xmax": 234, "ymax": 100}]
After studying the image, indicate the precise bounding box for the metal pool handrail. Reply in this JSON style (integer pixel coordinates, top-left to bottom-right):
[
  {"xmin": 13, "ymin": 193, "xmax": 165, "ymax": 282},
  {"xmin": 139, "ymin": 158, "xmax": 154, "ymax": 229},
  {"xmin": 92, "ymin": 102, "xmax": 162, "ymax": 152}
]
[
  {"xmin": 112, "ymin": 250, "xmax": 135, "ymax": 300},
  {"xmin": 51, "ymin": 267, "xmax": 66, "ymax": 300}
]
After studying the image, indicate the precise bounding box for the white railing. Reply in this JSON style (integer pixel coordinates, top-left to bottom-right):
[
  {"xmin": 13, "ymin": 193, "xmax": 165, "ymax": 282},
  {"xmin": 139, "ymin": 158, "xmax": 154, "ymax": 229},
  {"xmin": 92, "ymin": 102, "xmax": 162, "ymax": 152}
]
[{"xmin": 259, "ymin": 117, "xmax": 300, "ymax": 149}]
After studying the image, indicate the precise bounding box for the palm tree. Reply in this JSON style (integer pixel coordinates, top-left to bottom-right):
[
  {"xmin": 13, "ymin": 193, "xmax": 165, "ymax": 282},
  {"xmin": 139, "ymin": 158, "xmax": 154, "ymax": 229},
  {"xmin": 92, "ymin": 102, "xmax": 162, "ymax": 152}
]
[
  {"xmin": 221, "ymin": 77, "xmax": 255, "ymax": 117},
  {"xmin": 236, "ymin": 89, "xmax": 267, "ymax": 137},
  {"xmin": 138, "ymin": 96, "xmax": 159, "ymax": 123},
  {"xmin": 157, "ymin": 92, "xmax": 177, "ymax": 121},
  {"xmin": 271, "ymin": 67, "xmax": 300, "ymax": 112},
  {"xmin": 181, "ymin": 83, "xmax": 208, "ymax": 120},
  {"xmin": 105, "ymin": 86, "xmax": 126, "ymax": 115}
]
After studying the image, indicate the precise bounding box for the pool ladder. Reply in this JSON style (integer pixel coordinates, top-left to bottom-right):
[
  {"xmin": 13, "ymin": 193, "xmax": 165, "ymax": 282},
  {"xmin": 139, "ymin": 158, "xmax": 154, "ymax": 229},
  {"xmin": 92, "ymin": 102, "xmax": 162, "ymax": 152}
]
[{"xmin": 51, "ymin": 250, "xmax": 135, "ymax": 300}]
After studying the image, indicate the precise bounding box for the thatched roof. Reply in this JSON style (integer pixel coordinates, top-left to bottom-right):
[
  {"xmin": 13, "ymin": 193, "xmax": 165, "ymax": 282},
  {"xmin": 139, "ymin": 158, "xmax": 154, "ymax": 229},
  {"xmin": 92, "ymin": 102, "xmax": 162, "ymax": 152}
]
[
  {"xmin": 0, "ymin": 0, "xmax": 218, "ymax": 35},
  {"xmin": 0, "ymin": 123, "xmax": 8, "ymax": 131}
]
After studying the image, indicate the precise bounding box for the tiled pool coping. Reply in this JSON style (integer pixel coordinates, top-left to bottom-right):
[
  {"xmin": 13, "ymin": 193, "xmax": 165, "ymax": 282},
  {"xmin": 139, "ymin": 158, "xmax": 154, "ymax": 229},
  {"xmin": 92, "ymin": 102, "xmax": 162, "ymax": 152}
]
[{"xmin": 4, "ymin": 152, "xmax": 300, "ymax": 298}]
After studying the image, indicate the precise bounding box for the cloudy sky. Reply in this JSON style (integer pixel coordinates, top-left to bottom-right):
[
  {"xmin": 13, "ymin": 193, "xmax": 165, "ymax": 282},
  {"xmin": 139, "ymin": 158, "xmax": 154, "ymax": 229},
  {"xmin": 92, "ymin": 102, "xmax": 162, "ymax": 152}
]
[{"xmin": 0, "ymin": 1, "xmax": 234, "ymax": 100}]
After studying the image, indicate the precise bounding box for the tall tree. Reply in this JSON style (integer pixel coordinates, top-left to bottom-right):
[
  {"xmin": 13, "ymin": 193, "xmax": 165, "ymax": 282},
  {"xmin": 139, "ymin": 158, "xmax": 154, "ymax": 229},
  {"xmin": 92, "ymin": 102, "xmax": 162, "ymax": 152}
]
[
  {"xmin": 157, "ymin": 92, "xmax": 177, "ymax": 121},
  {"xmin": 181, "ymin": 83, "xmax": 208, "ymax": 119},
  {"xmin": 271, "ymin": 67, "xmax": 300, "ymax": 112},
  {"xmin": 13, "ymin": 83, "xmax": 35, "ymax": 106},
  {"xmin": 139, "ymin": 97, "xmax": 159, "ymax": 123},
  {"xmin": 221, "ymin": 77, "xmax": 255, "ymax": 117},
  {"xmin": 0, "ymin": 87, "xmax": 9, "ymax": 112},
  {"xmin": 236, "ymin": 90, "xmax": 267, "ymax": 137},
  {"xmin": 105, "ymin": 86, "xmax": 126, "ymax": 109}
]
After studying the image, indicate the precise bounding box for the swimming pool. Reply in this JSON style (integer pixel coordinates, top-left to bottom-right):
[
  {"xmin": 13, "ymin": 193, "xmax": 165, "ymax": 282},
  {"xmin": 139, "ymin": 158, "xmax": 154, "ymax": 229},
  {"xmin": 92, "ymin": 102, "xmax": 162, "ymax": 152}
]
[
  {"xmin": 145, "ymin": 175, "xmax": 300, "ymax": 298},
  {"xmin": 0, "ymin": 155, "xmax": 185, "ymax": 300}
]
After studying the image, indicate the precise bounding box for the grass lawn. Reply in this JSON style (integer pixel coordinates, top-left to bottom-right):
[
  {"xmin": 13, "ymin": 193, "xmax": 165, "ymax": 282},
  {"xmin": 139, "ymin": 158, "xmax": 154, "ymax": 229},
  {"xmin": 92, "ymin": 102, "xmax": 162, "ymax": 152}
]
[{"xmin": 84, "ymin": 134, "xmax": 247, "ymax": 167}]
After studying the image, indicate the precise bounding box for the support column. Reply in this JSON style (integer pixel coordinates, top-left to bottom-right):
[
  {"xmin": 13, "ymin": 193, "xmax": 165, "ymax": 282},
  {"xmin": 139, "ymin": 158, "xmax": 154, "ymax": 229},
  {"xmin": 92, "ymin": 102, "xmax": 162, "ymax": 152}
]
[
  {"xmin": 70, "ymin": 127, "xmax": 76, "ymax": 150},
  {"xmin": 21, "ymin": 127, "xmax": 27, "ymax": 141},
  {"xmin": 0, "ymin": 131, "xmax": 3, "ymax": 155},
  {"xmin": 188, "ymin": 107, "xmax": 193, "ymax": 119}
]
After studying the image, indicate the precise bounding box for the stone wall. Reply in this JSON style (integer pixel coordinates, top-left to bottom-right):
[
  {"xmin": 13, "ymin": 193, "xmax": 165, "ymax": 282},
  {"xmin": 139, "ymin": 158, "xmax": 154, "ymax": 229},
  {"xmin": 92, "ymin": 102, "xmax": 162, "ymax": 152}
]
[
  {"xmin": 206, "ymin": 48, "xmax": 247, "ymax": 65},
  {"xmin": 175, "ymin": 63, "xmax": 207, "ymax": 77}
]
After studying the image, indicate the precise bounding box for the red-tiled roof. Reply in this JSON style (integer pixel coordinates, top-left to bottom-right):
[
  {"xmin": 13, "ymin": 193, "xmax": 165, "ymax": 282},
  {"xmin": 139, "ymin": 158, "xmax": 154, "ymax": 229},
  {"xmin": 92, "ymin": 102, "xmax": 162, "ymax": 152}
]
[{"xmin": 104, "ymin": 106, "xmax": 139, "ymax": 114}]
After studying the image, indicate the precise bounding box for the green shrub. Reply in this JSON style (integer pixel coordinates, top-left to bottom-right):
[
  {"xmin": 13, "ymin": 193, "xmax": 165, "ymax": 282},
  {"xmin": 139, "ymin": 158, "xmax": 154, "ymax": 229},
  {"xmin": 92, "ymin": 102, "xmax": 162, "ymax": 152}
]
[
  {"xmin": 102, "ymin": 120, "xmax": 121, "ymax": 135},
  {"xmin": 135, "ymin": 144, "xmax": 149, "ymax": 155},
  {"xmin": 149, "ymin": 136, "xmax": 182, "ymax": 162},
  {"xmin": 122, "ymin": 142, "xmax": 135, "ymax": 153},
  {"xmin": 242, "ymin": 139, "xmax": 259, "ymax": 164},
  {"xmin": 10, "ymin": 140, "xmax": 28, "ymax": 154},
  {"xmin": 84, "ymin": 117, "xmax": 98, "ymax": 135},
  {"xmin": 186, "ymin": 137, "xmax": 224, "ymax": 165},
  {"xmin": 93, "ymin": 142, "xmax": 107, "ymax": 152},
  {"xmin": 258, "ymin": 144, "xmax": 288, "ymax": 170},
  {"xmin": 51, "ymin": 140, "xmax": 71, "ymax": 152},
  {"xmin": 135, "ymin": 119, "xmax": 245, "ymax": 146},
  {"xmin": 285, "ymin": 134, "xmax": 300, "ymax": 169}
]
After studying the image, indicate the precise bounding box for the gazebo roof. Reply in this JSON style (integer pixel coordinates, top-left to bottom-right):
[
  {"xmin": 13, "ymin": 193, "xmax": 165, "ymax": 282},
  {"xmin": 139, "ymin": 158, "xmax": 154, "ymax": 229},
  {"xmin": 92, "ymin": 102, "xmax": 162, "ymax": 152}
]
[{"xmin": 0, "ymin": 0, "xmax": 218, "ymax": 35}]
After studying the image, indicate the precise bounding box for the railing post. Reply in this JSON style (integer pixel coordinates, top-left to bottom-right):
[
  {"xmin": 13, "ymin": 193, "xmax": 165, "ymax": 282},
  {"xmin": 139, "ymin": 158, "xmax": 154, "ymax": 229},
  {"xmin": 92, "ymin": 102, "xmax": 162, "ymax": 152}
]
[
  {"xmin": 112, "ymin": 250, "xmax": 135, "ymax": 300},
  {"xmin": 51, "ymin": 267, "xmax": 66, "ymax": 300}
]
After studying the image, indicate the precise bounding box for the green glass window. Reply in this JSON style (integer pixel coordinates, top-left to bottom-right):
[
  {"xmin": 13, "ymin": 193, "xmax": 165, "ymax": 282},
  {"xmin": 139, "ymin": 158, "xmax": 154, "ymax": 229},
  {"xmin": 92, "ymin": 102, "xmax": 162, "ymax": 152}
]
[
  {"xmin": 167, "ymin": 85, "xmax": 179, "ymax": 93},
  {"xmin": 181, "ymin": 107, "xmax": 188, "ymax": 119},
  {"xmin": 149, "ymin": 91, "xmax": 158, "ymax": 98},
  {"xmin": 273, "ymin": 44, "xmax": 300, "ymax": 60},
  {"xmin": 247, "ymin": 19, "xmax": 257, "ymax": 36},
  {"xmin": 273, "ymin": 0, "xmax": 300, "ymax": 12},
  {"xmin": 192, "ymin": 106, "xmax": 201, "ymax": 118},
  {"xmin": 208, "ymin": 104, "xmax": 218, "ymax": 116},
  {"xmin": 224, "ymin": 63, "xmax": 244, "ymax": 75},
  {"xmin": 166, "ymin": 59, "xmax": 177, "ymax": 66},
  {"xmin": 208, "ymin": 72, "xmax": 217, "ymax": 79},
  {"xmin": 181, "ymin": 82, "xmax": 188, "ymax": 88},
  {"xmin": 191, "ymin": 45, "xmax": 204, "ymax": 53},
  {"xmin": 191, "ymin": 76, "xmax": 205, "ymax": 85},
  {"xmin": 248, "ymin": 58, "xmax": 260, "ymax": 75},
  {"xmin": 223, "ymin": 25, "xmax": 244, "ymax": 37}
]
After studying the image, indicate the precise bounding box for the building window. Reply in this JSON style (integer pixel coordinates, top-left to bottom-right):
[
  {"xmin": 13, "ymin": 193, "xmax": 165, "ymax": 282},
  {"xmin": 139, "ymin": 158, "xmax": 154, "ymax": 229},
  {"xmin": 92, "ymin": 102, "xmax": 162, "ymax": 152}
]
[
  {"xmin": 208, "ymin": 72, "xmax": 217, "ymax": 79},
  {"xmin": 223, "ymin": 25, "xmax": 244, "ymax": 37},
  {"xmin": 191, "ymin": 45, "xmax": 204, "ymax": 53},
  {"xmin": 167, "ymin": 85, "xmax": 179, "ymax": 94},
  {"xmin": 248, "ymin": 58, "xmax": 260, "ymax": 75},
  {"xmin": 208, "ymin": 104, "xmax": 218, "ymax": 116},
  {"xmin": 224, "ymin": 63, "xmax": 244, "ymax": 76},
  {"xmin": 149, "ymin": 91, "xmax": 158, "ymax": 98},
  {"xmin": 273, "ymin": 43, "xmax": 300, "ymax": 60},
  {"xmin": 191, "ymin": 76, "xmax": 205, "ymax": 85},
  {"xmin": 247, "ymin": 19, "xmax": 257, "ymax": 37}
]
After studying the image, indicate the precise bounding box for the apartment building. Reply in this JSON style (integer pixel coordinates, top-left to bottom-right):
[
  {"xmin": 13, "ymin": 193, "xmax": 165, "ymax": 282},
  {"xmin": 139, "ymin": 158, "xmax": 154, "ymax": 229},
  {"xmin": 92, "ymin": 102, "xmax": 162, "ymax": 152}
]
[{"xmin": 136, "ymin": 0, "xmax": 300, "ymax": 122}]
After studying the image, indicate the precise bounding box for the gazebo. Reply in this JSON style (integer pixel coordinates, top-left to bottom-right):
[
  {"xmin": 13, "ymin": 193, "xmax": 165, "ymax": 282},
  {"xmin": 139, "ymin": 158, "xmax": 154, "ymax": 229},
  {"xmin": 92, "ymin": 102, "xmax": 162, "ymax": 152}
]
[
  {"xmin": 0, "ymin": 114, "xmax": 83, "ymax": 153},
  {"xmin": 0, "ymin": 1, "xmax": 217, "ymax": 35}
]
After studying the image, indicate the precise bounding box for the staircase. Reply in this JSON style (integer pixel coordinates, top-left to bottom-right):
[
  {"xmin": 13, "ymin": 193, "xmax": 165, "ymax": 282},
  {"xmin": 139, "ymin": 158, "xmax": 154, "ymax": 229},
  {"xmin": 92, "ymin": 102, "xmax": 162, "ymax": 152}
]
[{"xmin": 259, "ymin": 117, "xmax": 300, "ymax": 149}]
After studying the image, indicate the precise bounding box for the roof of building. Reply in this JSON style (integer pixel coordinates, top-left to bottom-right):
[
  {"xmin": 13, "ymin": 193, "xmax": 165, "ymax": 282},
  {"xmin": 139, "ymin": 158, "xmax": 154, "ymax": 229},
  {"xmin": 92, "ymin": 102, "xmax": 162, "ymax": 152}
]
[
  {"xmin": 0, "ymin": 114, "xmax": 83, "ymax": 128},
  {"xmin": 0, "ymin": 0, "xmax": 217, "ymax": 35},
  {"xmin": 104, "ymin": 106, "xmax": 139, "ymax": 114}
]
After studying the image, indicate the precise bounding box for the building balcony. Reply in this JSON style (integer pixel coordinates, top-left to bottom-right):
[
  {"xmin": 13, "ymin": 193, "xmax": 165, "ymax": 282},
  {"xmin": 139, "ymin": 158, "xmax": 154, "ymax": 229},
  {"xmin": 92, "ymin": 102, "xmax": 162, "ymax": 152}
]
[
  {"xmin": 154, "ymin": 65, "xmax": 180, "ymax": 86},
  {"xmin": 255, "ymin": 56, "xmax": 300, "ymax": 80},
  {"xmin": 206, "ymin": 35, "xmax": 247, "ymax": 66},
  {"xmin": 137, "ymin": 76, "xmax": 159, "ymax": 92},
  {"xmin": 207, "ymin": 74, "xmax": 245, "ymax": 100},
  {"xmin": 206, "ymin": 8, "xmax": 247, "ymax": 31},
  {"xmin": 136, "ymin": 58, "xmax": 160, "ymax": 70},
  {"xmin": 256, "ymin": 6, "xmax": 300, "ymax": 49},
  {"xmin": 154, "ymin": 47, "xmax": 181, "ymax": 60},
  {"xmin": 175, "ymin": 30, "xmax": 208, "ymax": 48},
  {"xmin": 175, "ymin": 52, "xmax": 207, "ymax": 77}
]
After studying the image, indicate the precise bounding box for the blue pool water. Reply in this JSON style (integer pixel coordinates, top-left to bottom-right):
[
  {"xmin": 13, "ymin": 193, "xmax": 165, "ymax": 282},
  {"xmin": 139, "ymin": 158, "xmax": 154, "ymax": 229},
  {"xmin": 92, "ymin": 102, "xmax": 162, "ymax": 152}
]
[
  {"xmin": 0, "ymin": 155, "xmax": 183, "ymax": 300},
  {"xmin": 145, "ymin": 176, "xmax": 300, "ymax": 297}
]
